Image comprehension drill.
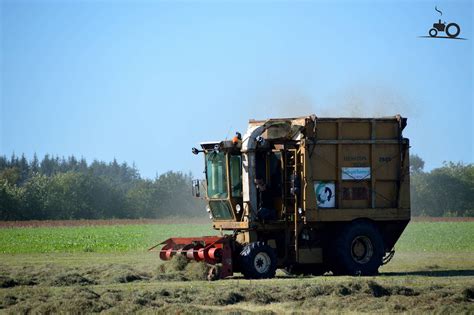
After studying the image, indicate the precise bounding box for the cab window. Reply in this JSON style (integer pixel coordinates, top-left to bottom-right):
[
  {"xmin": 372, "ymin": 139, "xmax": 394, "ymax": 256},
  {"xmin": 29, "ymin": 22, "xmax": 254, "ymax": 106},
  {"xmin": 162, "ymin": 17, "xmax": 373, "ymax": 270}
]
[
  {"xmin": 206, "ymin": 152, "xmax": 228, "ymax": 199},
  {"xmin": 230, "ymin": 155, "xmax": 242, "ymax": 197}
]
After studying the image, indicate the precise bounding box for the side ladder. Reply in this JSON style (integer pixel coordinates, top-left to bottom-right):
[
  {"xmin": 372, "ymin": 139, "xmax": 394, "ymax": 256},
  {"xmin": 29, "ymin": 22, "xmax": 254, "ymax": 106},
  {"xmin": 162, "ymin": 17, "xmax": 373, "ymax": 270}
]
[{"xmin": 283, "ymin": 148, "xmax": 302, "ymax": 260}]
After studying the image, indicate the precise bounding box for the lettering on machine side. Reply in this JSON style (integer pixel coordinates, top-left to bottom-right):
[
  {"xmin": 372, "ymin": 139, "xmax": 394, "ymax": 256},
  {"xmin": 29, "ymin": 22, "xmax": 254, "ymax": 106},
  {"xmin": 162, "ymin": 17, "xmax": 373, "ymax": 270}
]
[
  {"xmin": 342, "ymin": 187, "xmax": 369, "ymax": 200},
  {"xmin": 379, "ymin": 156, "xmax": 392, "ymax": 163},
  {"xmin": 343, "ymin": 156, "xmax": 367, "ymax": 162},
  {"xmin": 341, "ymin": 167, "xmax": 371, "ymax": 180}
]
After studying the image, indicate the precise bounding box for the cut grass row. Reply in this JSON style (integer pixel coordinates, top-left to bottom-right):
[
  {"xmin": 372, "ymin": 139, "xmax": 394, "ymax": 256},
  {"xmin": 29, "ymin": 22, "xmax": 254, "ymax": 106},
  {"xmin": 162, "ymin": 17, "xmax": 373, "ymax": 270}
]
[
  {"xmin": 2, "ymin": 272, "xmax": 472, "ymax": 314},
  {"xmin": 0, "ymin": 222, "xmax": 473, "ymax": 254},
  {"xmin": 1, "ymin": 221, "xmax": 473, "ymax": 314}
]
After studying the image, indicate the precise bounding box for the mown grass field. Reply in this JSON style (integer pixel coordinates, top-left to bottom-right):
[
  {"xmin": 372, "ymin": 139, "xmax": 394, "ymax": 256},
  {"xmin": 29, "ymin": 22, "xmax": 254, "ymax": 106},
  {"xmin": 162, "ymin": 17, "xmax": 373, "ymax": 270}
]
[{"xmin": 1, "ymin": 221, "xmax": 473, "ymax": 314}]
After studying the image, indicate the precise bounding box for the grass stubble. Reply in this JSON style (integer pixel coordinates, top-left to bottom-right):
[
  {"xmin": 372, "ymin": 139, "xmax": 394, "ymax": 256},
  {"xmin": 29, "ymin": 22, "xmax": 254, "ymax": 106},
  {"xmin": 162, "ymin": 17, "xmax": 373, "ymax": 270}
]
[{"xmin": 0, "ymin": 221, "xmax": 473, "ymax": 314}]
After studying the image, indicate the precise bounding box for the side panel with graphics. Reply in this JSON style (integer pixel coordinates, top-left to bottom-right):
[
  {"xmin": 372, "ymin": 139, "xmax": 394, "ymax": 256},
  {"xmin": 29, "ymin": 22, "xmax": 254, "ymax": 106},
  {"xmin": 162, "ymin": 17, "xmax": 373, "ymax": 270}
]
[
  {"xmin": 314, "ymin": 181, "xmax": 336, "ymax": 208},
  {"xmin": 304, "ymin": 117, "xmax": 410, "ymax": 222}
]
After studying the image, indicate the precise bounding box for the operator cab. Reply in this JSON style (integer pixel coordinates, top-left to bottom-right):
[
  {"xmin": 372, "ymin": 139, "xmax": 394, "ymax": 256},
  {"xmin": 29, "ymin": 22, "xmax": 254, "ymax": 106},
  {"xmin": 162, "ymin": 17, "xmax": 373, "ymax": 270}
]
[
  {"xmin": 197, "ymin": 141, "xmax": 286, "ymax": 223},
  {"xmin": 193, "ymin": 118, "xmax": 309, "ymax": 225},
  {"xmin": 198, "ymin": 140, "xmax": 243, "ymax": 221}
]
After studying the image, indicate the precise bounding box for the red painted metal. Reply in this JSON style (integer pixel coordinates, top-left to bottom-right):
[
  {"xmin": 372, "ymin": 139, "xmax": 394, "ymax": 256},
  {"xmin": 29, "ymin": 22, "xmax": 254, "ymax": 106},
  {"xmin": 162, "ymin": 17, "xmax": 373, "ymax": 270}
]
[
  {"xmin": 219, "ymin": 238, "xmax": 233, "ymax": 279},
  {"xmin": 208, "ymin": 247, "xmax": 221, "ymax": 260},
  {"xmin": 149, "ymin": 235, "xmax": 234, "ymax": 279},
  {"xmin": 165, "ymin": 248, "xmax": 173, "ymax": 260},
  {"xmin": 197, "ymin": 248, "xmax": 206, "ymax": 261}
]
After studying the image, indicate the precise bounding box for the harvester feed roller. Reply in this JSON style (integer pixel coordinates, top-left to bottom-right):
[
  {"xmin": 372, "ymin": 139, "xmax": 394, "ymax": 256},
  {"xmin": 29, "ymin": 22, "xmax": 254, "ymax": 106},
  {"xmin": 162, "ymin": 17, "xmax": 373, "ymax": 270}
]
[{"xmin": 149, "ymin": 236, "xmax": 233, "ymax": 279}]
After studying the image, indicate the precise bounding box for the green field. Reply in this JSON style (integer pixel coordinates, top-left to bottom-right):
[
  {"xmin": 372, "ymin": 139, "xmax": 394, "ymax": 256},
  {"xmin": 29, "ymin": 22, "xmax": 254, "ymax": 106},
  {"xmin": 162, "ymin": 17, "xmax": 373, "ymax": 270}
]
[
  {"xmin": 0, "ymin": 224, "xmax": 216, "ymax": 254},
  {"xmin": 1, "ymin": 222, "xmax": 473, "ymax": 254},
  {"xmin": 1, "ymin": 221, "xmax": 473, "ymax": 314}
]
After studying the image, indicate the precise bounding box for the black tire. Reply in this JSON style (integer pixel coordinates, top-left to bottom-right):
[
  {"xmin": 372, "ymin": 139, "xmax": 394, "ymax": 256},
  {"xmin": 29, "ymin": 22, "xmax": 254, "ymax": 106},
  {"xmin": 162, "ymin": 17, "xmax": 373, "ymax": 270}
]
[
  {"xmin": 446, "ymin": 23, "xmax": 460, "ymax": 38},
  {"xmin": 429, "ymin": 28, "xmax": 438, "ymax": 37},
  {"xmin": 333, "ymin": 221, "xmax": 384, "ymax": 276},
  {"xmin": 239, "ymin": 242, "xmax": 277, "ymax": 279}
]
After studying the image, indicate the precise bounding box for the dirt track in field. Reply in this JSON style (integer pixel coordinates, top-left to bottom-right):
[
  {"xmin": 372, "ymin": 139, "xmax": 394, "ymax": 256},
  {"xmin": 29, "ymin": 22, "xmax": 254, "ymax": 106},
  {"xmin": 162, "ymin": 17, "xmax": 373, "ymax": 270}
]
[{"xmin": 0, "ymin": 216, "xmax": 473, "ymax": 228}]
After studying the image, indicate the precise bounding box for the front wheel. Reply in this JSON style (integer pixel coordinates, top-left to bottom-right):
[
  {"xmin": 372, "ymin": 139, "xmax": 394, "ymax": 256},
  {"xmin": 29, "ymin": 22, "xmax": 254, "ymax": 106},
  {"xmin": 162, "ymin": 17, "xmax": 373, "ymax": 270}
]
[
  {"xmin": 429, "ymin": 28, "xmax": 438, "ymax": 37},
  {"xmin": 333, "ymin": 221, "xmax": 384, "ymax": 276},
  {"xmin": 239, "ymin": 242, "xmax": 277, "ymax": 279}
]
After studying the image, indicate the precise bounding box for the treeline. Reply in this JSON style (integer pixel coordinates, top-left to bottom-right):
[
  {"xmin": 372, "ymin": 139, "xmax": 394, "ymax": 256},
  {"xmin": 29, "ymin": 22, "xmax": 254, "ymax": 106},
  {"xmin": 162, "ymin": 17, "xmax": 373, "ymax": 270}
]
[
  {"xmin": 410, "ymin": 155, "xmax": 474, "ymax": 217},
  {"xmin": 1, "ymin": 153, "xmax": 473, "ymax": 220},
  {"xmin": 0, "ymin": 154, "xmax": 204, "ymax": 220}
]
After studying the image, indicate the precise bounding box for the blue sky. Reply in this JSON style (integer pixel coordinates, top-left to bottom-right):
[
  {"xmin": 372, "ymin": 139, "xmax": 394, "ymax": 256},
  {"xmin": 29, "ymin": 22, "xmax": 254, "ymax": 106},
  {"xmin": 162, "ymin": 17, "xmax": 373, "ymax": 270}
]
[{"xmin": 1, "ymin": 0, "xmax": 472, "ymax": 178}]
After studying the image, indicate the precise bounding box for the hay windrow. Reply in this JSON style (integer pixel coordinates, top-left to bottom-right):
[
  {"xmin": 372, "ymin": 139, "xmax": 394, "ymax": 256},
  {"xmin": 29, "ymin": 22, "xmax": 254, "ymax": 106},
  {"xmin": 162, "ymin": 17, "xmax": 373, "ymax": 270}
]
[
  {"xmin": 462, "ymin": 287, "xmax": 474, "ymax": 301},
  {"xmin": 0, "ymin": 276, "xmax": 18, "ymax": 288},
  {"xmin": 216, "ymin": 291, "xmax": 245, "ymax": 305},
  {"xmin": 155, "ymin": 257, "xmax": 211, "ymax": 281},
  {"xmin": 166, "ymin": 255, "xmax": 189, "ymax": 272},
  {"xmin": 50, "ymin": 272, "xmax": 96, "ymax": 286},
  {"xmin": 0, "ymin": 279, "xmax": 472, "ymax": 313},
  {"xmin": 184, "ymin": 262, "xmax": 209, "ymax": 281},
  {"xmin": 0, "ymin": 220, "xmax": 473, "ymax": 313}
]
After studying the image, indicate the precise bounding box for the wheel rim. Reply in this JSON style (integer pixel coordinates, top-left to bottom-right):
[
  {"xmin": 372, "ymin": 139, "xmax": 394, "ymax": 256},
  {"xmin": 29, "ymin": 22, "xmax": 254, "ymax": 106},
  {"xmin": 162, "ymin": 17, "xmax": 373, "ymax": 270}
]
[
  {"xmin": 254, "ymin": 252, "xmax": 271, "ymax": 274},
  {"xmin": 351, "ymin": 236, "xmax": 374, "ymax": 264},
  {"xmin": 446, "ymin": 23, "xmax": 460, "ymax": 38}
]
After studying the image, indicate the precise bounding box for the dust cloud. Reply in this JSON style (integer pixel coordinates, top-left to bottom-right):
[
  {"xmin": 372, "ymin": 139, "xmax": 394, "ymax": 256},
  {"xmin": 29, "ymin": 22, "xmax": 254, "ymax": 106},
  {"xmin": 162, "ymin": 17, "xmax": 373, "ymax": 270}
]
[
  {"xmin": 248, "ymin": 84, "xmax": 418, "ymax": 119},
  {"xmin": 322, "ymin": 84, "xmax": 419, "ymax": 118}
]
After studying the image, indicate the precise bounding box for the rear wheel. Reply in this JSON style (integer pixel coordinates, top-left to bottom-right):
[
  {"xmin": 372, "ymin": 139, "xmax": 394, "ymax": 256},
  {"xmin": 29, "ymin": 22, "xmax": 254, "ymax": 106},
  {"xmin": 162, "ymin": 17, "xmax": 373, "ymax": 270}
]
[
  {"xmin": 446, "ymin": 23, "xmax": 460, "ymax": 38},
  {"xmin": 240, "ymin": 242, "xmax": 277, "ymax": 279},
  {"xmin": 333, "ymin": 221, "xmax": 384, "ymax": 276}
]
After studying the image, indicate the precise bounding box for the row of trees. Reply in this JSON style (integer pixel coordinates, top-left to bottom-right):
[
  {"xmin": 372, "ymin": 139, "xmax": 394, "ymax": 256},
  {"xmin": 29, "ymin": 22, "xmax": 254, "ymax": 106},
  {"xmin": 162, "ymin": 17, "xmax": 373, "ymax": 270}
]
[
  {"xmin": 410, "ymin": 155, "xmax": 474, "ymax": 217},
  {"xmin": 0, "ymin": 154, "xmax": 204, "ymax": 220},
  {"xmin": 0, "ymin": 153, "xmax": 473, "ymax": 220}
]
